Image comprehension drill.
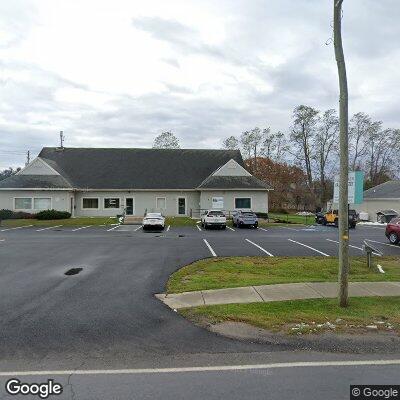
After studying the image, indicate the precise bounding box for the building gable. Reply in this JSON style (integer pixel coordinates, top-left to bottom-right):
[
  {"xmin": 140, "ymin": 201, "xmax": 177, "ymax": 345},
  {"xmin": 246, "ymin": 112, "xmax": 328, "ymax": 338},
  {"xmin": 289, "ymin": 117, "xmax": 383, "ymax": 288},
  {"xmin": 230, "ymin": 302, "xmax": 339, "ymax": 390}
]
[
  {"xmin": 18, "ymin": 157, "xmax": 60, "ymax": 176},
  {"xmin": 212, "ymin": 159, "xmax": 251, "ymax": 177}
]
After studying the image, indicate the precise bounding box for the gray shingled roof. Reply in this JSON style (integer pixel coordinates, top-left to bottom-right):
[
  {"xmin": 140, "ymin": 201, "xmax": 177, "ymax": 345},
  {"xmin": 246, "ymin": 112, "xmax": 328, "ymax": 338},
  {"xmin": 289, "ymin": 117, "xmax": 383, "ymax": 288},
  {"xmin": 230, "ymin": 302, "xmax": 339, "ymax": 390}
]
[
  {"xmin": 0, "ymin": 174, "xmax": 72, "ymax": 189},
  {"xmin": 197, "ymin": 175, "xmax": 272, "ymax": 190},
  {"xmin": 36, "ymin": 147, "xmax": 248, "ymax": 189},
  {"xmin": 364, "ymin": 180, "xmax": 400, "ymax": 199}
]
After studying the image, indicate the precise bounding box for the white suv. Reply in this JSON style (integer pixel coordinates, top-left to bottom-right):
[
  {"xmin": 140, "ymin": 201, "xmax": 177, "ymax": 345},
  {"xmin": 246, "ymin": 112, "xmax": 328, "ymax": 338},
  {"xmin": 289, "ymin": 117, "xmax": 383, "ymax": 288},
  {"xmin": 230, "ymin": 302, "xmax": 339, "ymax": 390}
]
[{"xmin": 201, "ymin": 210, "xmax": 227, "ymax": 230}]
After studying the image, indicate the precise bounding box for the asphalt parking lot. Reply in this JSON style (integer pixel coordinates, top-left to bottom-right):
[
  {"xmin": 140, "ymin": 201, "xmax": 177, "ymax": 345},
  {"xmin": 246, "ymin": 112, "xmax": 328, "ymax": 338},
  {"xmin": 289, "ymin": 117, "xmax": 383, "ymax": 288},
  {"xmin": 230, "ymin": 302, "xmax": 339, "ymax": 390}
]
[{"xmin": 0, "ymin": 222, "xmax": 399, "ymax": 373}]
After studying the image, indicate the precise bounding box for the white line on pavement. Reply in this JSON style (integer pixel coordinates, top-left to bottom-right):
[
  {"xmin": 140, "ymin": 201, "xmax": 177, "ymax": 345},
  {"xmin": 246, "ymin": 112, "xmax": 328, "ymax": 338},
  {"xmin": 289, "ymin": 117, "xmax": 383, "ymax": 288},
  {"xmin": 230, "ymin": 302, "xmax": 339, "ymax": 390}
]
[
  {"xmin": 281, "ymin": 226, "xmax": 300, "ymax": 231},
  {"xmin": 166, "ymin": 225, "xmax": 170, "ymax": 232},
  {"xmin": 0, "ymin": 225, "xmax": 33, "ymax": 232},
  {"xmin": 107, "ymin": 225, "xmax": 121, "ymax": 232},
  {"xmin": 288, "ymin": 239, "xmax": 330, "ymax": 257},
  {"xmin": 1, "ymin": 359, "xmax": 400, "ymax": 376},
  {"xmin": 245, "ymin": 239, "xmax": 274, "ymax": 256},
  {"xmin": 134, "ymin": 225, "xmax": 143, "ymax": 231},
  {"xmin": 258, "ymin": 227, "xmax": 268, "ymax": 232},
  {"xmin": 366, "ymin": 239, "xmax": 400, "ymax": 250},
  {"xmin": 0, "ymin": 239, "xmax": 4, "ymax": 242},
  {"xmin": 226, "ymin": 226, "xmax": 235, "ymax": 231},
  {"xmin": 196, "ymin": 225, "xmax": 202, "ymax": 231},
  {"xmin": 203, "ymin": 239, "xmax": 217, "ymax": 257},
  {"xmin": 71, "ymin": 225, "xmax": 92, "ymax": 232},
  {"xmin": 326, "ymin": 239, "xmax": 381, "ymax": 256},
  {"xmin": 36, "ymin": 225, "xmax": 63, "ymax": 232}
]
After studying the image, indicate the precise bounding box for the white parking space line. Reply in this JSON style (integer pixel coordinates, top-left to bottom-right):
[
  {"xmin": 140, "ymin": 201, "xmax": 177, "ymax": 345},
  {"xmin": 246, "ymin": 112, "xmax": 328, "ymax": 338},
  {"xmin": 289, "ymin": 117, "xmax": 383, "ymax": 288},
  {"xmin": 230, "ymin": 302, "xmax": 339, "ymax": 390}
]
[
  {"xmin": 107, "ymin": 225, "xmax": 121, "ymax": 232},
  {"xmin": 0, "ymin": 225, "xmax": 33, "ymax": 232},
  {"xmin": 166, "ymin": 225, "xmax": 170, "ymax": 231},
  {"xmin": 288, "ymin": 239, "xmax": 330, "ymax": 257},
  {"xmin": 71, "ymin": 225, "xmax": 92, "ymax": 232},
  {"xmin": 245, "ymin": 239, "xmax": 274, "ymax": 256},
  {"xmin": 281, "ymin": 226, "xmax": 300, "ymax": 231},
  {"xmin": 226, "ymin": 226, "xmax": 235, "ymax": 231},
  {"xmin": 196, "ymin": 225, "xmax": 202, "ymax": 231},
  {"xmin": 203, "ymin": 239, "xmax": 217, "ymax": 257},
  {"xmin": 36, "ymin": 225, "xmax": 63, "ymax": 232},
  {"xmin": 0, "ymin": 239, "xmax": 5, "ymax": 242},
  {"xmin": 326, "ymin": 239, "xmax": 381, "ymax": 256},
  {"xmin": 134, "ymin": 225, "xmax": 143, "ymax": 231},
  {"xmin": 258, "ymin": 227, "xmax": 268, "ymax": 232},
  {"xmin": 366, "ymin": 239, "xmax": 400, "ymax": 250}
]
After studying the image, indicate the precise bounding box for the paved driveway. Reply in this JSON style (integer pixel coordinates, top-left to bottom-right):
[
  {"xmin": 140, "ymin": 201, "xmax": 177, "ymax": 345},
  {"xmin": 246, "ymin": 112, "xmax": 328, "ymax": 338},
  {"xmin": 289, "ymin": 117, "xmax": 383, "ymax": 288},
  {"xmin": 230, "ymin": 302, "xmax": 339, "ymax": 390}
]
[{"xmin": 0, "ymin": 223, "xmax": 399, "ymax": 372}]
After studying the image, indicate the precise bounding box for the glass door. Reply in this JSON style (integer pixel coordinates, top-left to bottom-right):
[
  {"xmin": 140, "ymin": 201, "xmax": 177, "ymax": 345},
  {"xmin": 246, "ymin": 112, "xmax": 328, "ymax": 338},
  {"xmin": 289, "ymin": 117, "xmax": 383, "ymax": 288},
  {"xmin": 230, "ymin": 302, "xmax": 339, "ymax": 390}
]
[
  {"xmin": 125, "ymin": 198, "xmax": 134, "ymax": 215},
  {"xmin": 178, "ymin": 197, "xmax": 186, "ymax": 215}
]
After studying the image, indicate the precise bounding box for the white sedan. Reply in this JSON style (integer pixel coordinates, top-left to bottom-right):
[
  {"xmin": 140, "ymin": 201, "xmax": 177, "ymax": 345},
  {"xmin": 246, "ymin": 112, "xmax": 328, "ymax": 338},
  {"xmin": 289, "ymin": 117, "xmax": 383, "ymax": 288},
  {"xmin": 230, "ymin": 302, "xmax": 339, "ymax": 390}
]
[{"xmin": 143, "ymin": 213, "xmax": 165, "ymax": 230}]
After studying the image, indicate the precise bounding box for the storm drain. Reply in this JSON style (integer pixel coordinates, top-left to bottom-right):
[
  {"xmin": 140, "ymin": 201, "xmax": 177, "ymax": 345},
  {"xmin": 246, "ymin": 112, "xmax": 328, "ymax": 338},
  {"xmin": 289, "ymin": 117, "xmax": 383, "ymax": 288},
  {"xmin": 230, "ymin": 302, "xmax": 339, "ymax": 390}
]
[{"xmin": 64, "ymin": 267, "xmax": 83, "ymax": 276}]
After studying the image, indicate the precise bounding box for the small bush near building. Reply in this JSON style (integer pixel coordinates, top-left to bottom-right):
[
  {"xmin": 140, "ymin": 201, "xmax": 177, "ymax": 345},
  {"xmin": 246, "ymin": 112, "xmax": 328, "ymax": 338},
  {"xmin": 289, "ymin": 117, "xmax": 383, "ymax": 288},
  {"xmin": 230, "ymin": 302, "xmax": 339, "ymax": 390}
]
[
  {"xmin": 35, "ymin": 210, "xmax": 72, "ymax": 220},
  {"xmin": 0, "ymin": 209, "xmax": 35, "ymax": 219}
]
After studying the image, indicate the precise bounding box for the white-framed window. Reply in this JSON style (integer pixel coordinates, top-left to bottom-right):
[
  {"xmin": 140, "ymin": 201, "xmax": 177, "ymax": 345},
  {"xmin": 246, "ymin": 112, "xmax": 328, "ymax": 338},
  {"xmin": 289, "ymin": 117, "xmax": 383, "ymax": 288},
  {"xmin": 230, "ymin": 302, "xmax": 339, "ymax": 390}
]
[
  {"xmin": 14, "ymin": 198, "xmax": 32, "ymax": 210},
  {"xmin": 34, "ymin": 198, "xmax": 52, "ymax": 210},
  {"xmin": 82, "ymin": 198, "xmax": 99, "ymax": 209},
  {"xmin": 104, "ymin": 198, "xmax": 120, "ymax": 209},
  {"xmin": 156, "ymin": 197, "xmax": 166, "ymax": 210},
  {"xmin": 234, "ymin": 197, "xmax": 251, "ymax": 209}
]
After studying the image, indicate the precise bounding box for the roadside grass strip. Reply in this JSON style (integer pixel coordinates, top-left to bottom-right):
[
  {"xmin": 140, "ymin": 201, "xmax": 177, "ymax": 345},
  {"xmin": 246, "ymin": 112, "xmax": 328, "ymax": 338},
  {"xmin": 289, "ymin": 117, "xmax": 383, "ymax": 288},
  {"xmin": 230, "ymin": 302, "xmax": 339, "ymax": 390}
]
[
  {"xmin": 203, "ymin": 239, "xmax": 217, "ymax": 257},
  {"xmin": 36, "ymin": 225, "xmax": 63, "ymax": 232},
  {"xmin": 245, "ymin": 239, "xmax": 274, "ymax": 256},
  {"xmin": 288, "ymin": 239, "xmax": 330, "ymax": 257},
  {"xmin": 326, "ymin": 238, "xmax": 381, "ymax": 256},
  {"xmin": 166, "ymin": 256, "xmax": 400, "ymax": 293},
  {"xmin": 0, "ymin": 225, "xmax": 33, "ymax": 232},
  {"xmin": 107, "ymin": 225, "xmax": 121, "ymax": 232},
  {"xmin": 71, "ymin": 225, "xmax": 92, "ymax": 232}
]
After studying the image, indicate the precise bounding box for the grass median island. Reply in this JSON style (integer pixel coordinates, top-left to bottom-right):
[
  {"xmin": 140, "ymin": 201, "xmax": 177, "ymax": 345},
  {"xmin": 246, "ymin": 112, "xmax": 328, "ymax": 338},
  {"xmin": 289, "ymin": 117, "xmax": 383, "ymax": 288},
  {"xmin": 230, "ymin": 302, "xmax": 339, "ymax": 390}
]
[
  {"xmin": 164, "ymin": 216, "xmax": 198, "ymax": 226},
  {"xmin": 180, "ymin": 297, "xmax": 400, "ymax": 335},
  {"xmin": 167, "ymin": 256, "xmax": 400, "ymax": 293}
]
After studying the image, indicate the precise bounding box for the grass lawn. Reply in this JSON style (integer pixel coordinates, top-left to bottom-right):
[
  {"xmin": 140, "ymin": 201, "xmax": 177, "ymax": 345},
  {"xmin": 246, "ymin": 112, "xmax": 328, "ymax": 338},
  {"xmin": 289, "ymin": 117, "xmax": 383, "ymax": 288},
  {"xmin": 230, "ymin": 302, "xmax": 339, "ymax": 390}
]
[
  {"xmin": 267, "ymin": 213, "xmax": 314, "ymax": 225},
  {"xmin": 165, "ymin": 216, "xmax": 199, "ymax": 226},
  {"xmin": 167, "ymin": 256, "xmax": 400, "ymax": 293},
  {"xmin": 0, "ymin": 217, "xmax": 119, "ymax": 227},
  {"xmin": 180, "ymin": 297, "xmax": 400, "ymax": 334}
]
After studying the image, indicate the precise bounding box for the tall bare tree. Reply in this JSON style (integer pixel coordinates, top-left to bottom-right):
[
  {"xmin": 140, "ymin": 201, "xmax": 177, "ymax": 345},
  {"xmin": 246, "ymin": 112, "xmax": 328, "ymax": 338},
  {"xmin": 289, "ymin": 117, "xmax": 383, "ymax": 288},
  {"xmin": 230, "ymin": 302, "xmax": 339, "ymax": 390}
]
[
  {"xmin": 222, "ymin": 136, "xmax": 239, "ymax": 150},
  {"xmin": 349, "ymin": 112, "xmax": 371, "ymax": 170},
  {"xmin": 314, "ymin": 109, "xmax": 339, "ymax": 205},
  {"xmin": 290, "ymin": 105, "xmax": 319, "ymax": 194}
]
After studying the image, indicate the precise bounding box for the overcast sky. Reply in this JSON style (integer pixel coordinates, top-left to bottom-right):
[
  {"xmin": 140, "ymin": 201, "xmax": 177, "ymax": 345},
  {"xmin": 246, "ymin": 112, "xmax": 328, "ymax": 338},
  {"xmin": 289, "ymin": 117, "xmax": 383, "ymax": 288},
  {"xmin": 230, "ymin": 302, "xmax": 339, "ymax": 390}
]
[{"xmin": 1, "ymin": 0, "xmax": 399, "ymax": 168}]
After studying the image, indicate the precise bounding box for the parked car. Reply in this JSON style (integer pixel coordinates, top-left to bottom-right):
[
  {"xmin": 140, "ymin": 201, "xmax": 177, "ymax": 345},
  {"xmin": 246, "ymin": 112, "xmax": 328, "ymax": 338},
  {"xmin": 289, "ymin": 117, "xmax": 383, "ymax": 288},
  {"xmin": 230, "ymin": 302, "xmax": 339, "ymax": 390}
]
[
  {"xmin": 322, "ymin": 209, "xmax": 358, "ymax": 229},
  {"xmin": 201, "ymin": 210, "xmax": 226, "ymax": 229},
  {"xmin": 232, "ymin": 211, "xmax": 258, "ymax": 228},
  {"xmin": 315, "ymin": 211, "xmax": 325, "ymax": 224},
  {"xmin": 385, "ymin": 217, "xmax": 400, "ymax": 244},
  {"xmin": 143, "ymin": 212, "xmax": 165, "ymax": 230}
]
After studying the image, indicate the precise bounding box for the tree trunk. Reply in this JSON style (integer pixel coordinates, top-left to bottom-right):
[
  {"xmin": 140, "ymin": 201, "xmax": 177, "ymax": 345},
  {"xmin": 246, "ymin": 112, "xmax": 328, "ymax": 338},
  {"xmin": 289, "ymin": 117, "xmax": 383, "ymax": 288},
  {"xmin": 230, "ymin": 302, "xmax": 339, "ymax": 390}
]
[{"xmin": 334, "ymin": 0, "xmax": 349, "ymax": 308}]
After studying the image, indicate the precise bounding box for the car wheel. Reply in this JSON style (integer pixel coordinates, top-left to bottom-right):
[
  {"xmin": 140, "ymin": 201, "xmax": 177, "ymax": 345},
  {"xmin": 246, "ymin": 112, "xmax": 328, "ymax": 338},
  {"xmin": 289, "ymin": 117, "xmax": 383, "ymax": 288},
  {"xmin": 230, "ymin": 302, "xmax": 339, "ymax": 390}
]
[
  {"xmin": 334, "ymin": 219, "xmax": 338, "ymax": 227},
  {"xmin": 222, "ymin": 225, "xmax": 226, "ymax": 230},
  {"xmin": 389, "ymin": 232, "xmax": 399, "ymax": 244}
]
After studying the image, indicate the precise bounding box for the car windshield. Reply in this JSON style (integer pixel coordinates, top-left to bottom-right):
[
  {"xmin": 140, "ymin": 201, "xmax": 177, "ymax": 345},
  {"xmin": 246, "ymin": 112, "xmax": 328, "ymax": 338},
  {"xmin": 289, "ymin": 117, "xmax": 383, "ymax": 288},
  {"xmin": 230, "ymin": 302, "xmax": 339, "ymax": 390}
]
[{"xmin": 241, "ymin": 212, "xmax": 256, "ymax": 217}]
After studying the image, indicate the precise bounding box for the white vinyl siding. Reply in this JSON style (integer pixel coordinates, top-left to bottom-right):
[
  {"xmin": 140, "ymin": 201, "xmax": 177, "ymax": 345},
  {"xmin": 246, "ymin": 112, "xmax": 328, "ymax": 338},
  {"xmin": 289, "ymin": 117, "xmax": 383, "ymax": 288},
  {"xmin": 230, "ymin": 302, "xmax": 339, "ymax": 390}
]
[
  {"xmin": 33, "ymin": 198, "xmax": 52, "ymax": 210},
  {"xmin": 14, "ymin": 198, "xmax": 32, "ymax": 210},
  {"xmin": 156, "ymin": 197, "xmax": 166, "ymax": 210}
]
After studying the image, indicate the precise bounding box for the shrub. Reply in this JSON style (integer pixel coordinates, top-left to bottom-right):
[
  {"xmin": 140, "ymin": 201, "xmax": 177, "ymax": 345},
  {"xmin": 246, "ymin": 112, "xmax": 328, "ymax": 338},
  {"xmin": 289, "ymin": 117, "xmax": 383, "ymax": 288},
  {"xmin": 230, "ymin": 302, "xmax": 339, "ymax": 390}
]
[
  {"xmin": 35, "ymin": 209, "xmax": 71, "ymax": 220},
  {"xmin": 0, "ymin": 209, "xmax": 35, "ymax": 220}
]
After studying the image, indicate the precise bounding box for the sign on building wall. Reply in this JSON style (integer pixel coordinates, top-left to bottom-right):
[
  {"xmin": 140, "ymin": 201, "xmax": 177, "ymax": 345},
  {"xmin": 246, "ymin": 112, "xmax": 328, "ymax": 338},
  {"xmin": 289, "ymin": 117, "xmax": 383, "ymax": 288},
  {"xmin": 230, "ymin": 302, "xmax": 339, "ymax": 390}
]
[
  {"xmin": 333, "ymin": 171, "xmax": 364, "ymax": 205},
  {"xmin": 212, "ymin": 197, "xmax": 224, "ymax": 209}
]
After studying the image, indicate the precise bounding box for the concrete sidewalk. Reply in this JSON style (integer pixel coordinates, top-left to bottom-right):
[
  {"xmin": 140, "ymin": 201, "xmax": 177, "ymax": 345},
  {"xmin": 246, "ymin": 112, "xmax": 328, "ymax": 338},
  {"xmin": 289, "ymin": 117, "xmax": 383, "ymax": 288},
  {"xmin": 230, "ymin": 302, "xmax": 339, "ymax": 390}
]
[{"xmin": 155, "ymin": 281, "xmax": 400, "ymax": 309}]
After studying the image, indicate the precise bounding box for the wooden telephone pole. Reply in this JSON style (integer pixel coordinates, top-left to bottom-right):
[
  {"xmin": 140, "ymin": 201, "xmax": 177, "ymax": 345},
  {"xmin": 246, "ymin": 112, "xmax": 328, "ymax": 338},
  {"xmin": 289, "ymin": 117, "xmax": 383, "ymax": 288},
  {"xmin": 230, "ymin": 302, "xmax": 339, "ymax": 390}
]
[{"xmin": 333, "ymin": 0, "xmax": 350, "ymax": 307}]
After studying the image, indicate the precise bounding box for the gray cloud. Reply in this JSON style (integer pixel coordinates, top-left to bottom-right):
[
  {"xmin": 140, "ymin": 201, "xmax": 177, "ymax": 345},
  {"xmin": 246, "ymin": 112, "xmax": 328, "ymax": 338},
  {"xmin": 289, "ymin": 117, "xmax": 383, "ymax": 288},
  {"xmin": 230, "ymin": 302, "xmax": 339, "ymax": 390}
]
[{"xmin": 1, "ymin": 0, "xmax": 400, "ymax": 169}]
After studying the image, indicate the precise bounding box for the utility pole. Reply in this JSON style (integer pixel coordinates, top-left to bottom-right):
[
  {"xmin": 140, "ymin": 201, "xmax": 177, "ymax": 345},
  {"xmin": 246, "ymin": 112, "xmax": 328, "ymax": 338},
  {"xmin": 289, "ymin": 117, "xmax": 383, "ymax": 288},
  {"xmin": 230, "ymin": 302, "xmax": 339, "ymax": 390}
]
[
  {"xmin": 333, "ymin": 0, "xmax": 349, "ymax": 307},
  {"xmin": 26, "ymin": 150, "xmax": 30, "ymax": 166},
  {"xmin": 60, "ymin": 130, "xmax": 65, "ymax": 149}
]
